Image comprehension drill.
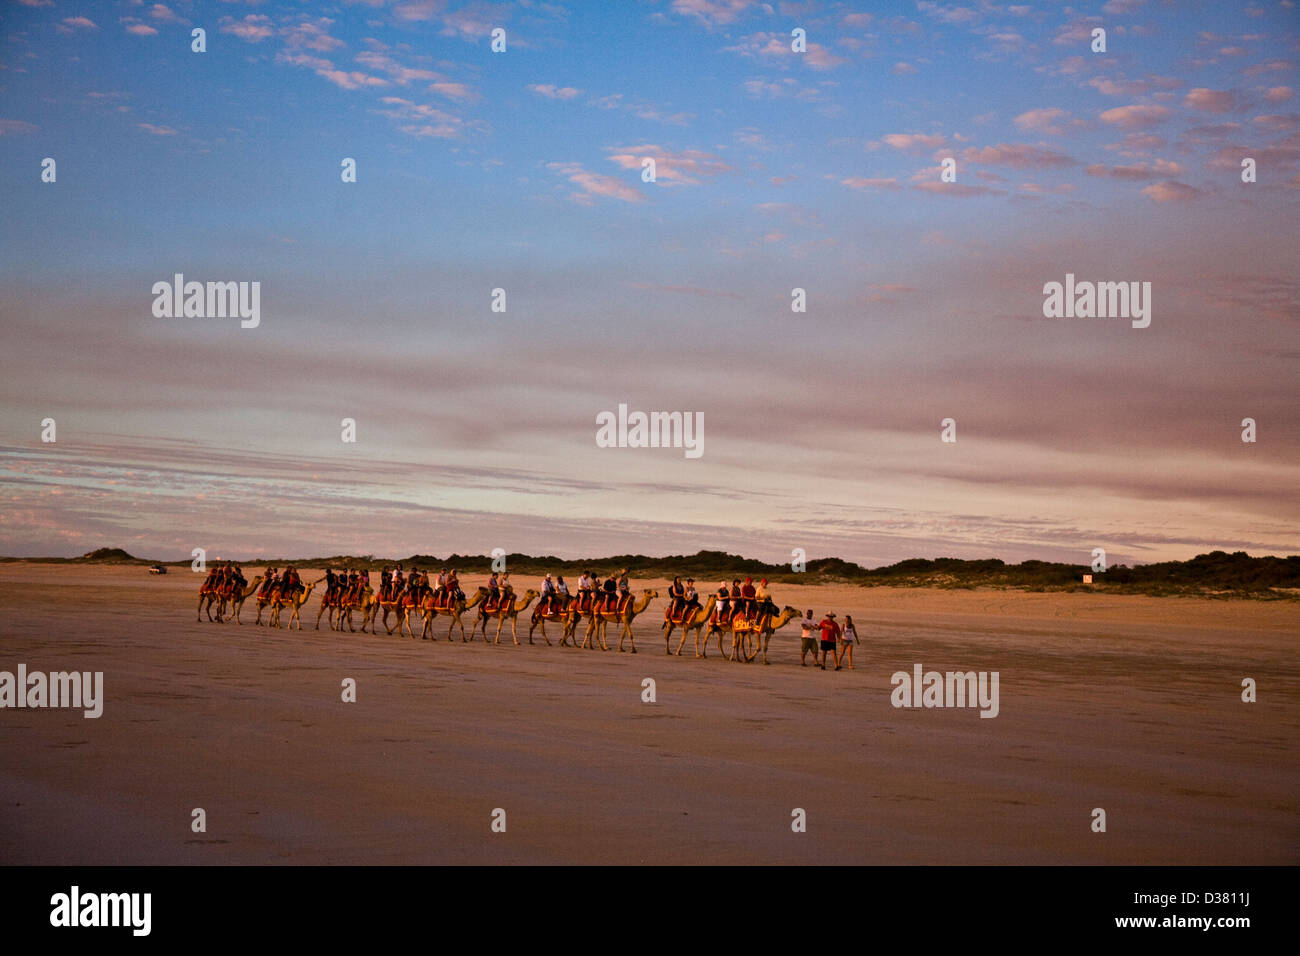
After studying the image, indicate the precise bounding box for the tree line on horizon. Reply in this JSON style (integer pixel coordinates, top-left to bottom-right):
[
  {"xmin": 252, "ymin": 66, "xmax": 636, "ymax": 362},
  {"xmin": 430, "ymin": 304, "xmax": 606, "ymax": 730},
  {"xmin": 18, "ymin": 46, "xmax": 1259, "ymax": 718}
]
[{"xmin": 8, "ymin": 547, "xmax": 1299, "ymax": 598}]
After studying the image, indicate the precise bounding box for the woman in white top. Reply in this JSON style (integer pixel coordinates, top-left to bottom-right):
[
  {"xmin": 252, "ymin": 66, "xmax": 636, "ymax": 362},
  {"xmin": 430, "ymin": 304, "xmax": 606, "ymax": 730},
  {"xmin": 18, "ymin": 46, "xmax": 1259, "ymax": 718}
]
[{"xmin": 840, "ymin": 614, "xmax": 858, "ymax": 669}]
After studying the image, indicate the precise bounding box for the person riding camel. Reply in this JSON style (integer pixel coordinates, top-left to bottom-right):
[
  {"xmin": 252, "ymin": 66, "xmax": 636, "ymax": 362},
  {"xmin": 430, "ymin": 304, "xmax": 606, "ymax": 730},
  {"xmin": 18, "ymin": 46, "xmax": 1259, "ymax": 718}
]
[
  {"xmin": 433, "ymin": 568, "xmax": 448, "ymax": 605},
  {"xmin": 487, "ymin": 571, "xmax": 500, "ymax": 608},
  {"xmin": 202, "ymin": 566, "xmax": 219, "ymax": 592},
  {"xmin": 716, "ymin": 581, "xmax": 730, "ymax": 620},
  {"xmin": 755, "ymin": 578, "xmax": 775, "ymax": 621},
  {"xmin": 556, "ymin": 575, "xmax": 571, "ymax": 612},
  {"xmin": 259, "ymin": 568, "xmax": 277, "ymax": 598},
  {"xmin": 601, "ymin": 573, "xmax": 618, "ymax": 612},
  {"xmin": 668, "ymin": 576, "xmax": 685, "ymax": 619},
  {"xmin": 577, "ymin": 572, "xmax": 593, "ymax": 611},
  {"xmin": 741, "ymin": 577, "xmax": 757, "ymax": 620},
  {"xmin": 447, "ymin": 569, "xmax": 462, "ymax": 602},
  {"xmin": 499, "ymin": 572, "xmax": 515, "ymax": 608},
  {"xmin": 684, "ymin": 579, "xmax": 701, "ymax": 618},
  {"xmin": 616, "ymin": 569, "xmax": 631, "ymax": 612},
  {"xmin": 729, "ymin": 579, "xmax": 743, "ymax": 621},
  {"xmin": 539, "ymin": 574, "xmax": 556, "ymax": 615}
]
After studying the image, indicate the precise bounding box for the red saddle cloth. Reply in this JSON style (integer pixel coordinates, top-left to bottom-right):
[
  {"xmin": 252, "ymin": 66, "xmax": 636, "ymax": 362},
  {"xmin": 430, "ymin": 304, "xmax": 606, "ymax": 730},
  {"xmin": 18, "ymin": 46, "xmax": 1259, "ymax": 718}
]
[
  {"xmin": 484, "ymin": 596, "xmax": 513, "ymax": 614},
  {"xmin": 665, "ymin": 605, "xmax": 696, "ymax": 625},
  {"xmin": 597, "ymin": 593, "xmax": 632, "ymax": 617}
]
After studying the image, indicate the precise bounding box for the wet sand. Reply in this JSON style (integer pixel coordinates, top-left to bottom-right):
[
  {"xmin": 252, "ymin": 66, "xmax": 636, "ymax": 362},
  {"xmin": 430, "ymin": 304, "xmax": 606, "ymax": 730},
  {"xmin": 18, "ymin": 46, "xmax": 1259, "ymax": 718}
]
[{"xmin": 0, "ymin": 563, "xmax": 1295, "ymax": 864}]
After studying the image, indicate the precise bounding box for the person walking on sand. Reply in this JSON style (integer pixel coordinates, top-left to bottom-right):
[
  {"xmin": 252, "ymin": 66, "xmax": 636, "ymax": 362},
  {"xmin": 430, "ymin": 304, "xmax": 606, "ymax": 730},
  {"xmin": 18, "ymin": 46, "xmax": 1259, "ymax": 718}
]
[
  {"xmin": 817, "ymin": 611, "xmax": 842, "ymax": 670},
  {"xmin": 799, "ymin": 609, "xmax": 819, "ymax": 667},
  {"xmin": 840, "ymin": 614, "xmax": 858, "ymax": 670}
]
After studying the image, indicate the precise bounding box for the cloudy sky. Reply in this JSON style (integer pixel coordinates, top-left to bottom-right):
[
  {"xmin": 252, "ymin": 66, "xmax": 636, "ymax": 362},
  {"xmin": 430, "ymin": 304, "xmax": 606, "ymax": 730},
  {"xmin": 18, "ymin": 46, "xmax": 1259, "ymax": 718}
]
[{"xmin": 1, "ymin": 0, "xmax": 1297, "ymax": 567}]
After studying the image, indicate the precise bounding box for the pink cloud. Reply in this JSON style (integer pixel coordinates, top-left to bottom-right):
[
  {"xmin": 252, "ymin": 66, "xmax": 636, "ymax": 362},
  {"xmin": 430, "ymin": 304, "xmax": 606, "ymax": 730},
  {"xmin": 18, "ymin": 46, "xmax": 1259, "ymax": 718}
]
[
  {"xmin": 913, "ymin": 182, "xmax": 999, "ymax": 197},
  {"xmin": 1098, "ymin": 104, "xmax": 1172, "ymax": 129},
  {"xmin": 1086, "ymin": 158, "xmax": 1183, "ymax": 180},
  {"xmin": 1013, "ymin": 108, "xmax": 1071, "ymax": 134},
  {"xmin": 61, "ymin": 16, "xmax": 96, "ymax": 30},
  {"xmin": 1141, "ymin": 180, "xmax": 1204, "ymax": 202},
  {"xmin": 670, "ymin": 0, "xmax": 755, "ymax": 26},
  {"xmin": 137, "ymin": 123, "xmax": 177, "ymax": 136},
  {"xmin": 221, "ymin": 15, "xmax": 274, "ymax": 43},
  {"xmin": 547, "ymin": 162, "xmax": 645, "ymax": 205},
  {"xmin": 961, "ymin": 143, "xmax": 1077, "ymax": 168},
  {"xmin": 1262, "ymin": 86, "xmax": 1293, "ymax": 103},
  {"xmin": 840, "ymin": 177, "xmax": 900, "ymax": 191},
  {"xmin": 881, "ymin": 132, "xmax": 945, "ymax": 151},
  {"xmin": 124, "ymin": 22, "xmax": 158, "ymax": 37},
  {"xmin": 1184, "ymin": 88, "xmax": 1239, "ymax": 113},
  {"xmin": 605, "ymin": 144, "xmax": 731, "ymax": 185},
  {"xmin": 0, "ymin": 120, "xmax": 39, "ymax": 136}
]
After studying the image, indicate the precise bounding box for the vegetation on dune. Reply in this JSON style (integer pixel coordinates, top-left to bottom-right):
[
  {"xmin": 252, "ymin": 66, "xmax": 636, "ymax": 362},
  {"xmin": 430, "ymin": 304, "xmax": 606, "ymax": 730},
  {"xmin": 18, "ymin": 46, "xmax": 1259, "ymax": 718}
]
[{"xmin": 3, "ymin": 548, "xmax": 1296, "ymax": 599}]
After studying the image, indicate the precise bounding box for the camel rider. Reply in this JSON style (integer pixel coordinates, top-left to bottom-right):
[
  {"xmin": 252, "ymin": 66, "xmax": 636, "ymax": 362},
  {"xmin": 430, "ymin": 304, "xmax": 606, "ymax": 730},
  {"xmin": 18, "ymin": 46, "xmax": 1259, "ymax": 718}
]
[
  {"xmin": 434, "ymin": 568, "xmax": 448, "ymax": 604},
  {"xmin": 202, "ymin": 566, "xmax": 219, "ymax": 591},
  {"xmin": 361, "ymin": 569, "xmax": 371, "ymax": 597},
  {"xmin": 601, "ymin": 573, "xmax": 618, "ymax": 612},
  {"xmin": 447, "ymin": 569, "xmax": 462, "ymax": 602},
  {"xmin": 716, "ymin": 581, "xmax": 730, "ymax": 620},
  {"xmin": 755, "ymin": 578, "xmax": 775, "ymax": 621},
  {"xmin": 617, "ymin": 569, "xmax": 631, "ymax": 611},
  {"xmin": 487, "ymin": 571, "xmax": 500, "ymax": 608},
  {"xmin": 500, "ymin": 572, "xmax": 515, "ymax": 608},
  {"xmin": 260, "ymin": 568, "xmax": 277, "ymax": 598},
  {"xmin": 577, "ymin": 572, "xmax": 592, "ymax": 611},
  {"xmin": 376, "ymin": 569, "xmax": 388, "ymax": 601},
  {"xmin": 668, "ymin": 576, "xmax": 685, "ymax": 618},
  {"xmin": 234, "ymin": 565, "xmax": 246, "ymax": 589},
  {"xmin": 729, "ymin": 580, "xmax": 743, "ymax": 621},
  {"xmin": 393, "ymin": 566, "xmax": 405, "ymax": 595},
  {"xmin": 556, "ymin": 575, "xmax": 570, "ymax": 611},
  {"xmin": 540, "ymin": 574, "xmax": 556, "ymax": 615},
  {"xmin": 741, "ymin": 577, "xmax": 757, "ymax": 620},
  {"xmin": 684, "ymin": 579, "xmax": 701, "ymax": 617}
]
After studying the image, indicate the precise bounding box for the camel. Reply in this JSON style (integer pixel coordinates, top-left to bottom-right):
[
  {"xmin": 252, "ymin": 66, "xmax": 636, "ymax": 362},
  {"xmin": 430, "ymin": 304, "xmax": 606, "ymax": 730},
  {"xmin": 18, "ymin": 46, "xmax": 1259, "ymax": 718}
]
[
  {"xmin": 666, "ymin": 593, "xmax": 717, "ymax": 657},
  {"xmin": 314, "ymin": 585, "xmax": 343, "ymax": 630},
  {"xmin": 590, "ymin": 589, "xmax": 658, "ymax": 653},
  {"xmin": 335, "ymin": 586, "xmax": 375, "ymax": 633},
  {"xmin": 371, "ymin": 586, "xmax": 411, "ymax": 635},
  {"xmin": 559, "ymin": 596, "xmax": 600, "ymax": 648},
  {"xmin": 751, "ymin": 606, "xmax": 802, "ymax": 664},
  {"xmin": 526, "ymin": 591, "xmax": 579, "ymax": 646},
  {"xmin": 225, "ymin": 575, "xmax": 264, "ymax": 625},
  {"xmin": 708, "ymin": 604, "xmax": 801, "ymax": 662},
  {"xmin": 470, "ymin": 589, "xmax": 539, "ymax": 645},
  {"xmin": 385, "ymin": 587, "xmax": 432, "ymax": 638},
  {"xmin": 268, "ymin": 580, "xmax": 319, "ymax": 630},
  {"xmin": 418, "ymin": 587, "xmax": 484, "ymax": 642},
  {"xmin": 196, "ymin": 580, "xmax": 221, "ymax": 622}
]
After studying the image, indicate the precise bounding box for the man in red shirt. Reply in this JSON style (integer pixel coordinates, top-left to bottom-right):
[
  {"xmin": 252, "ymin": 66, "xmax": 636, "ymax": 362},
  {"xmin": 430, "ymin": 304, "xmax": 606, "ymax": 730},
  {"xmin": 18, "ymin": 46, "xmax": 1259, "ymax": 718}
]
[{"xmin": 817, "ymin": 612, "xmax": 841, "ymax": 670}]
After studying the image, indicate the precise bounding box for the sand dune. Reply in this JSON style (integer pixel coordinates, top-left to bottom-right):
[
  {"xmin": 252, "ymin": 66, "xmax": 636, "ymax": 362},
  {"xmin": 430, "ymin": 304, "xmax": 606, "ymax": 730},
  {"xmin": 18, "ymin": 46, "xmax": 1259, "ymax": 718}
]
[{"xmin": 0, "ymin": 563, "xmax": 1295, "ymax": 864}]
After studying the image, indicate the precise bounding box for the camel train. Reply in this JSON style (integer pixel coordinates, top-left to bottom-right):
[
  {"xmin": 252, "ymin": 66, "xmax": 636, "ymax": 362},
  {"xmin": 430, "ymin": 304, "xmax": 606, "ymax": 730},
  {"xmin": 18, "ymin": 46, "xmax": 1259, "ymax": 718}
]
[{"xmin": 197, "ymin": 570, "xmax": 803, "ymax": 661}]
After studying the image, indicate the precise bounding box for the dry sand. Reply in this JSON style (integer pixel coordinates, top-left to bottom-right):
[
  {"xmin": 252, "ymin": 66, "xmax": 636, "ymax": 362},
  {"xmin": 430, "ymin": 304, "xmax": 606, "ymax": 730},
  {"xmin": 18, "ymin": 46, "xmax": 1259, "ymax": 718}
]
[{"xmin": 0, "ymin": 563, "xmax": 1295, "ymax": 864}]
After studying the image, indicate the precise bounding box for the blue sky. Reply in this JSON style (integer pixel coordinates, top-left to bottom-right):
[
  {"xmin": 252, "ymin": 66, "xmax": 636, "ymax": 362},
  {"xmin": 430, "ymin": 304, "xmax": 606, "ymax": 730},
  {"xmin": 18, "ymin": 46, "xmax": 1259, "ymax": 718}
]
[{"xmin": 1, "ymin": 0, "xmax": 1297, "ymax": 564}]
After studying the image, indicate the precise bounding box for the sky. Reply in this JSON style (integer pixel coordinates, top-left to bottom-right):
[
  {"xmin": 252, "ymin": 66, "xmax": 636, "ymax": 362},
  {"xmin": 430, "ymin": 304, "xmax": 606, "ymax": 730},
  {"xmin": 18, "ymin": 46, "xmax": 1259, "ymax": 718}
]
[{"xmin": 0, "ymin": 0, "xmax": 1297, "ymax": 567}]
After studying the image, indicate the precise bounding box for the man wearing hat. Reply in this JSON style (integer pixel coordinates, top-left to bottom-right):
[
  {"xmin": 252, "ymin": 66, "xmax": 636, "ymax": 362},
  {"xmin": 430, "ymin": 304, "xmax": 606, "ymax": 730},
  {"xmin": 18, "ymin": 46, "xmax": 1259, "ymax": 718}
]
[{"xmin": 817, "ymin": 611, "xmax": 842, "ymax": 670}]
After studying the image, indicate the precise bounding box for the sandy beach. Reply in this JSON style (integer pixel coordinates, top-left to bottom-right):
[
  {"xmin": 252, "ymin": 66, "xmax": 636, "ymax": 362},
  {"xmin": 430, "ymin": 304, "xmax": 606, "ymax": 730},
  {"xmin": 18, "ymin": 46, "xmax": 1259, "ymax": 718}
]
[{"xmin": 0, "ymin": 562, "xmax": 1295, "ymax": 865}]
